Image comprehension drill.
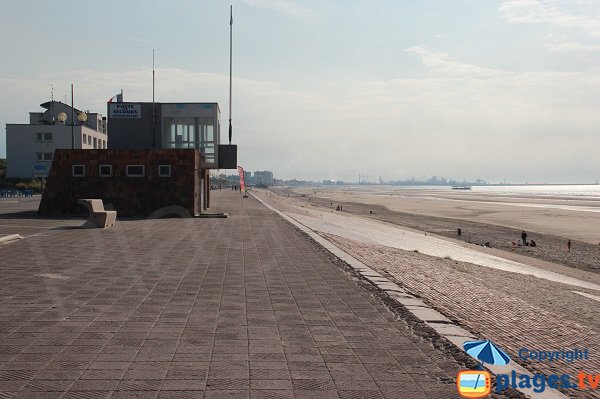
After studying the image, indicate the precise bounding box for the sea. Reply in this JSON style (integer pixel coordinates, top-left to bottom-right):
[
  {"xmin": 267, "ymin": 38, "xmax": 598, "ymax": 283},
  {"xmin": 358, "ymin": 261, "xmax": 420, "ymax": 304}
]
[
  {"xmin": 472, "ymin": 184, "xmax": 600, "ymax": 198},
  {"xmin": 337, "ymin": 184, "xmax": 600, "ymax": 199}
]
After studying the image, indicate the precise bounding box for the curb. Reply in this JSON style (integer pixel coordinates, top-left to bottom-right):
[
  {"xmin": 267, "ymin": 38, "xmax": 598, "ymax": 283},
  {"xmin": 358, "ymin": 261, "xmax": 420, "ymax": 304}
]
[{"xmin": 251, "ymin": 192, "xmax": 569, "ymax": 399}]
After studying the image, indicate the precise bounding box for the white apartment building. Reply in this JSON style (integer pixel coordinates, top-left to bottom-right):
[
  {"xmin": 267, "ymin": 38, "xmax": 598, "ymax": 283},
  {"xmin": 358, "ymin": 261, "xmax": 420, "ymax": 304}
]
[{"xmin": 5, "ymin": 101, "xmax": 108, "ymax": 178}]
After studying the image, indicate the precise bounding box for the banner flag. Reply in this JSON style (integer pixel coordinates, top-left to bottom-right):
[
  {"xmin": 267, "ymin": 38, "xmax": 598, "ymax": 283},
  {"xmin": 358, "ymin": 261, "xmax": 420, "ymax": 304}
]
[
  {"xmin": 238, "ymin": 166, "xmax": 246, "ymax": 193},
  {"xmin": 107, "ymin": 93, "xmax": 123, "ymax": 103}
]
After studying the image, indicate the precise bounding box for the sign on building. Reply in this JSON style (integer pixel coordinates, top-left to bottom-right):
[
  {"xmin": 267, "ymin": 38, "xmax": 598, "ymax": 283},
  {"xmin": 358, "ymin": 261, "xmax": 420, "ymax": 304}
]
[
  {"xmin": 33, "ymin": 163, "xmax": 49, "ymax": 178},
  {"xmin": 109, "ymin": 104, "xmax": 141, "ymax": 119}
]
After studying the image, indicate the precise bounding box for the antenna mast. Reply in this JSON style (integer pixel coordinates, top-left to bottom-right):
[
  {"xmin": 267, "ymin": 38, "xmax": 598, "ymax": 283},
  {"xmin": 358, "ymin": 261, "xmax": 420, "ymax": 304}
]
[
  {"xmin": 228, "ymin": 5, "xmax": 233, "ymax": 145},
  {"xmin": 49, "ymin": 84, "xmax": 55, "ymax": 123},
  {"xmin": 152, "ymin": 49, "xmax": 156, "ymax": 147}
]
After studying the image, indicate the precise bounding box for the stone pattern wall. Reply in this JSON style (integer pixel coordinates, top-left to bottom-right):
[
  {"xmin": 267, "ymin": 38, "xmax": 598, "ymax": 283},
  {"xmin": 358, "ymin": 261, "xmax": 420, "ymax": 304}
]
[{"xmin": 38, "ymin": 149, "xmax": 200, "ymax": 217}]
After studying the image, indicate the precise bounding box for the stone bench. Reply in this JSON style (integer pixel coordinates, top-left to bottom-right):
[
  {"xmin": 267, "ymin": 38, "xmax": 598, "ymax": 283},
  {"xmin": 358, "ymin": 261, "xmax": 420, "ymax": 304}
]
[{"xmin": 77, "ymin": 199, "xmax": 117, "ymax": 229}]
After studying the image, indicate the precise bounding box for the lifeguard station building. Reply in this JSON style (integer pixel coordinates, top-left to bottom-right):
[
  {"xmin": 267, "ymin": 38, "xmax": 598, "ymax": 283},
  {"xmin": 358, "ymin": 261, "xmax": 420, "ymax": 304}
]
[{"xmin": 38, "ymin": 101, "xmax": 237, "ymax": 217}]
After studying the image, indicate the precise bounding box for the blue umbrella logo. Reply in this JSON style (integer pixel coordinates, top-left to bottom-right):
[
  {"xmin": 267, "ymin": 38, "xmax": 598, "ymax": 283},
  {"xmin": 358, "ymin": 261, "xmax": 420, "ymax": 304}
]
[
  {"xmin": 463, "ymin": 340, "xmax": 511, "ymax": 366},
  {"xmin": 462, "ymin": 340, "xmax": 510, "ymax": 395}
]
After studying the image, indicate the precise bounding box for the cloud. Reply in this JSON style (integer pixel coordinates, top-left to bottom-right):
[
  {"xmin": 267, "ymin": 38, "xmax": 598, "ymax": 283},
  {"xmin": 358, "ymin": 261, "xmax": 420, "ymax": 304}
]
[
  {"xmin": 2, "ymin": 54, "xmax": 600, "ymax": 183},
  {"xmin": 0, "ymin": 68, "xmax": 335, "ymax": 175},
  {"xmin": 404, "ymin": 46, "xmax": 509, "ymax": 78},
  {"xmin": 499, "ymin": 0, "xmax": 600, "ymax": 38},
  {"xmin": 545, "ymin": 40, "xmax": 600, "ymax": 51},
  {"xmin": 240, "ymin": 0, "xmax": 319, "ymax": 19}
]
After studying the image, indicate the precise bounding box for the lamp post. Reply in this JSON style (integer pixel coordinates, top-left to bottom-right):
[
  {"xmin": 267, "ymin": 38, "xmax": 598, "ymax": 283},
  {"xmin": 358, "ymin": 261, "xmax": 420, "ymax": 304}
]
[{"xmin": 77, "ymin": 113, "xmax": 88, "ymax": 148}]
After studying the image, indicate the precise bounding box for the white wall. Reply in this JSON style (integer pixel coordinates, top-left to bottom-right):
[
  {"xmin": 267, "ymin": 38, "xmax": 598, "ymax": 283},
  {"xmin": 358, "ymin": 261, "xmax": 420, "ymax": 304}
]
[{"xmin": 6, "ymin": 124, "xmax": 106, "ymax": 178}]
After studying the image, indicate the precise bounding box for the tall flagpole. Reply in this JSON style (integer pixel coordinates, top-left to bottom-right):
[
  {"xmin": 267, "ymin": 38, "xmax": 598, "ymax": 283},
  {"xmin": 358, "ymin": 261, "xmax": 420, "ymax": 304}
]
[
  {"xmin": 152, "ymin": 48, "xmax": 155, "ymax": 105},
  {"xmin": 228, "ymin": 5, "xmax": 233, "ymax": 145}
]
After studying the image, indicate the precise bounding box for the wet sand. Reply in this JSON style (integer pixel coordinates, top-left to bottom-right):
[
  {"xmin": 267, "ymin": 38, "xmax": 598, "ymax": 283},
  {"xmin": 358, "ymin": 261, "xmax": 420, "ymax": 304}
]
[
  {"xmin": 291, "ymin": 186, "xmax": 600, "ymax": 244},
  {"xmin": 275, "ymin": 186, "xmax": 600, "ymax": 274}
]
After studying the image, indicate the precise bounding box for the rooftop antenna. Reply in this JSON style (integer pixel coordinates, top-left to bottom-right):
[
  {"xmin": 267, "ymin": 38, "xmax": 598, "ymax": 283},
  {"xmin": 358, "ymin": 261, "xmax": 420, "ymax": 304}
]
[
  {"xmin": 228, "ymin": 4, "xmax": 233, "ymax": 145},
  {"xmin": 71, "ymin": 83, "xmax": 74, "ymax": 149},
  {"xmin": 152, "ymin": 49, "xmax": 156, "ymax": 147}
]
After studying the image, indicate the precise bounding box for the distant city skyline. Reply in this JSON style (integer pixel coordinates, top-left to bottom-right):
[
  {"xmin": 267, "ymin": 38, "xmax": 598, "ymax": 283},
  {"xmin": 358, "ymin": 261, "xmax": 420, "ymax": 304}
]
[{"xmin": 1, "ymin": 1, "xmax": 599, "ymax": 183}]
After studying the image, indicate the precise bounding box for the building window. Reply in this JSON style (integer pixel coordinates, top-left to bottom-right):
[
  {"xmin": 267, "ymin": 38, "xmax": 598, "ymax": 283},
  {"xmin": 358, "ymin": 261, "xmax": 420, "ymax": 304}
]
[
  {"xmin": 93, "ymin": 137, "xmax": 97, "ymax": 149},
  {"xmin": 88, "ymin": 135, "xmax": 91, "ymax": 145},
  {"xmin": 158, "ymin": 165, "xmax": 171, "ymax": 177},
  {"xmin": 72, "ymin": 165, "xmax": 85, "ymax": 177},
  {"xmin": 126, "ymin": 165, "xmax": 145, "ymax": 177},
  {"xmin": 99, "ymin": 165, "xmax": 112, "ymax": 177},
  {"xmin": 36, "ymin": 132, "xmax": 53, "ymax": 142},
  {"xmin": 82, "ymin": 134, "xmax": 87, "ymax": 144},
  {"xmin": 36, "ymin": 152, "xmax": 53, "ymax": 161}
]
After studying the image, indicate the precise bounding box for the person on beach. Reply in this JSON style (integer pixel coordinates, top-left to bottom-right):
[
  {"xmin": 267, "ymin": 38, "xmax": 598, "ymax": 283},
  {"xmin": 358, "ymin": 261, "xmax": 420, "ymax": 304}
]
[
  {"xmin": 567, "ymin": 240, "xmax": 571, "ymax": 252},
  {"xmin": 521, "ymin": 231, "xmax": 528, "ymax": 246}
]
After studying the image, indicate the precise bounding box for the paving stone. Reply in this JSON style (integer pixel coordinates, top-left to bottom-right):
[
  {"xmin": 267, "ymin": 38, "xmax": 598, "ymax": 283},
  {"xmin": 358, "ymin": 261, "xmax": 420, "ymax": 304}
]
[{"xmin": 0, "ymin": 192, "xmax": 465, "ymax": 398}]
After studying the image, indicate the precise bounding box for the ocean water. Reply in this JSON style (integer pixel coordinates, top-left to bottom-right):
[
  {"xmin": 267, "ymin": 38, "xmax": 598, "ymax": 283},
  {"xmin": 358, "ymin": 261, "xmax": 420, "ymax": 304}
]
[
  {"xmin": 472, "ymin": 184, "xmax": 600, "ymax": 198},
  {"xmin": 343, "ymin": 184, "xmax": 600, "ymax": 199}
]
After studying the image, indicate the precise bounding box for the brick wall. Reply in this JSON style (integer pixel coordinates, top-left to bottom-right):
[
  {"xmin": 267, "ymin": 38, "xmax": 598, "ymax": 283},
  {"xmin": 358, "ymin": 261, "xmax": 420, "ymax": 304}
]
[{"xmin": 38, "ymin": 149, "xmax": 201, "ymax": 217}]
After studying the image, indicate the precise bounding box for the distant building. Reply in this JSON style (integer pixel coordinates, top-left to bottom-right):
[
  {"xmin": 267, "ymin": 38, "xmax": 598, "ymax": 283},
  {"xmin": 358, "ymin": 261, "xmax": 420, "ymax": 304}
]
[
  {"xmin": 244, "ymin": 171, "xmax": 253, "ymax": 185},
  {"xmin": 254, "ymin": 171, "xmax": 274, "ymax": 186},
  {"xmin": 5, "ymin": 101, "xmax": 107, "ymax": 178}
]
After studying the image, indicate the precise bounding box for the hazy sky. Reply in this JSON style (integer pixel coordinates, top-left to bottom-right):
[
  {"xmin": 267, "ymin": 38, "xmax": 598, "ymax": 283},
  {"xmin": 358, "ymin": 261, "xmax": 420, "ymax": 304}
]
[{"xmin": 1, "ymin": 0, "xmax": 599, "ymax": 183}]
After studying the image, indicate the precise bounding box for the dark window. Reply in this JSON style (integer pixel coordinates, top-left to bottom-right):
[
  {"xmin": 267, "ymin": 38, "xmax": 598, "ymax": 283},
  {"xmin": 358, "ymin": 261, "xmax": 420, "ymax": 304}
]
[
  {"xmin": 126, "ymin": 165, "xmax": 145, "ymax": 177},
  {"xmin": 36, "ymin": 132, "xmax": 52, "ymax": 141},
  {"xmin": 158, "ymin": 165, "xmax": 171, "ymax": 177},
  {"xmin": 36, "ymin": 152, "xmax": 53, "ymax": 161},
  {"xmin": 99, "ymin": 165, "xmax": 112, "ymax": 177},
  {"xmin": 72, "ymin": 165, "xmax": 85, "ymax": 177}
]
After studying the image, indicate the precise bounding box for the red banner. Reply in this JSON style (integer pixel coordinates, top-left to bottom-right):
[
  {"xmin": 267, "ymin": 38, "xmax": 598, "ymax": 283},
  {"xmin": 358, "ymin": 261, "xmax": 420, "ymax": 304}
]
[{"xmin": 238, "ymin": 166, "xmax": 246, "ymax": 193}]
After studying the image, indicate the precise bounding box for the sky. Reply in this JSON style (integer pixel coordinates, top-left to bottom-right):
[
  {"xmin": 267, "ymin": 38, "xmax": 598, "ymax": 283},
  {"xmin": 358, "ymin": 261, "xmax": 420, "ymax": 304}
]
[{"xmin": 1, "ymin": 0, "xmax": 599, "ymax": 184}]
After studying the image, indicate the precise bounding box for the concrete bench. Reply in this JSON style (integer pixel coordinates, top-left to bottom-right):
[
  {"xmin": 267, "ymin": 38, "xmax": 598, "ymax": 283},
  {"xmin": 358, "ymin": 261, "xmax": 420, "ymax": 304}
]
[{"xmin": 77, "ymin": 199, "xmax": 117, "ymax": 229}]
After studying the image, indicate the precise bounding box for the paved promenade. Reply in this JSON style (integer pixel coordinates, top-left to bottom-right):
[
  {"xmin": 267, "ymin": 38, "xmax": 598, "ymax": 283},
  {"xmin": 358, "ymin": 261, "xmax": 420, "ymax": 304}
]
[{"xmin": 0, "ymin": 192, "xmax": 466, "ymax": 398}]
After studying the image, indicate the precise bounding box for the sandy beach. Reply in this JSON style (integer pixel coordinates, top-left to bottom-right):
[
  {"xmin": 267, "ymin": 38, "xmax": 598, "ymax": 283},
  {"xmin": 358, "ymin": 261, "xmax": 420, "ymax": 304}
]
[
  {"xmin": 292, "ymin": 185, "xmax": 600, "ymax": 244},
  {"xmin": 277, "ymin": 185, "xmax": 600, "ymax": 274},
  {"xmin": 253, "ymin": 186, "xmax": 600, "ymax": 399}
]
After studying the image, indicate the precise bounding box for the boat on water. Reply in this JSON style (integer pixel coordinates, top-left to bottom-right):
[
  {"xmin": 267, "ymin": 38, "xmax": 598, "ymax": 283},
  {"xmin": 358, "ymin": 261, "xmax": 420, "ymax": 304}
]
[{"xmin": 451, "ymin": 186, "xmax": 472, "ymax": 190}]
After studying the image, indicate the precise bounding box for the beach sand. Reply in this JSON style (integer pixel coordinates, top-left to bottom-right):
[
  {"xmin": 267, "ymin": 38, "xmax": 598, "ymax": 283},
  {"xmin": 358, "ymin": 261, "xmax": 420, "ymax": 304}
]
[
  {"xmin": 292, "ymin": 186, "xmax": 600, "ymax": 244},
  {"xmin": 278, "ymin": 186, "xmax": 600, "ymax": 274},
  {"xmin": 253, "ymin": 187, "xmax": 600, "ymax": 399}
]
